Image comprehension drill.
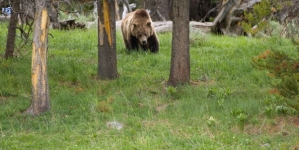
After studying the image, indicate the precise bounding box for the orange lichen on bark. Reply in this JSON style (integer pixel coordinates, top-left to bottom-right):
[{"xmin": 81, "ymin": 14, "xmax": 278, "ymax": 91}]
[
  {"xmin": 103, "ymin": 0, "xmax": 113, "ymax": 47},
  {"xmin": 31, "ymin": 44, "xmax": 38, "ymax": 89},
  {"xmin": 41, "ymin": 9, "xmax": 48, "ymax": 42}
]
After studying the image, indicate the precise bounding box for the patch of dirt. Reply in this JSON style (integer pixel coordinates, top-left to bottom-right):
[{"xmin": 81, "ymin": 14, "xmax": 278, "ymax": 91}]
[
  {"xmin": 0, "ymin": 95, "xmax": 17, "ymax": 104},
  {"xmin": 292, "ymin": 117, "xmax": 299, "ymax": 127},
  {"xmin": 142, "ymin": 119, "xmax": 172, "ymax": 128},
  {"xmin": 156, "ymin": 101, "xmax": 179, "ymax": 112},
  {"xmin": 190, "ymin": 80, "xmax": 216, "ymax": 86},
  {"xmin": 155, "ymin": 103, "xmax": 170, "ymax": 113},
  {"xmin": 293, "ymin": 143, "xmax": 299, "ymax": 150},
  {"xmin": 0, "ymin": 96, "xmax": 10, "ymax": 100},
  {"xmin": 262, "ymin": 117, "xmax": 289, "ymax": 135},
  {"xmin": 233, "ymin": 116, "xmax": 299, "ymax": 136}
]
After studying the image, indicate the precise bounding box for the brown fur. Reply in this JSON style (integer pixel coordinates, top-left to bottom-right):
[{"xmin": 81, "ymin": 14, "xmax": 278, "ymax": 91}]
[{"xmin": 121, "ymin": 9, "xmax": 159, "ymax": 53}]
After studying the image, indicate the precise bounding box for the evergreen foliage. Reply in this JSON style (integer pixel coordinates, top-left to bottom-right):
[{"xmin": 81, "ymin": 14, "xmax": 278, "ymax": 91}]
[
  {"xmin": 242, "ymin": 0, "xmax": 272, "ymax": 36},
  {"xmin": 241, "ymin": 0, "xmax": 294, "ymax": 36},
  {"xmin": 252, "ymin": 48, "xmax": 299, "ymax": 109}
]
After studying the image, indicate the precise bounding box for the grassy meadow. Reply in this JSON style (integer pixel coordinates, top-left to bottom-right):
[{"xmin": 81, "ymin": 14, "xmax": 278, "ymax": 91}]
[{"xmin": 0, "ymin": 22, "xmax": 299, "ymax": 149}]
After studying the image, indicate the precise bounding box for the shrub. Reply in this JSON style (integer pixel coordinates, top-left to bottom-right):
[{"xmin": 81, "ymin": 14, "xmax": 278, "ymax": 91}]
[
  {"xmin": 252, "ymin": 49, "xmax": 299, "ymax": 109},
  {"xmin": 241, "ymin": 0, "xmax": 291, "ymax": 36},
  {"xmin": 242, "ymin": 0, "xmax": 272, "ymax": 36}
]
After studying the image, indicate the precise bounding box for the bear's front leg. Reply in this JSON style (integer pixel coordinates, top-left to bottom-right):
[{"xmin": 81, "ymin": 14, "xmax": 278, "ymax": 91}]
[
  {"xmin": 123, "ymin": 39, "xmax": 131, "ymax": 50},
  {"xmin": 130, "ymin": 36, "xmax": 140, "ymax": 51},
  {"xmin": 125, "ymin": 37, "xmax": 135, "ymax": 50},
  {"xmin": 148, "ymin": 34, "xmax": 159, "ymax": 53}
]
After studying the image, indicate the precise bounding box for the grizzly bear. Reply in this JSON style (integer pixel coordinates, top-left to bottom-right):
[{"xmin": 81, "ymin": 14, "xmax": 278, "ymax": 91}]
[{"xmin": 121, "ymin": 9, "xmax": 159, "ymax": 53}]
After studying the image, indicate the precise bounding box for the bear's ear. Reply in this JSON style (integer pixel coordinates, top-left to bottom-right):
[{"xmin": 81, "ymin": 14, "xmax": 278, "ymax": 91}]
[{"xmin": 147, "ymin": 22, "xmax": 151, "ymax": 26}]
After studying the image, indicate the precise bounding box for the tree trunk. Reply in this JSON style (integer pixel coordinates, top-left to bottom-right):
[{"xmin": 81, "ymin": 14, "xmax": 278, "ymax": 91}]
[
  {"xmin": 97, "ymin": 0, "xmax": 118, "ymax": 80},
  {"xmin": 25, "ymin": 0, "xmax": 50, "ymax": 115},
  {"xmin": 211, "ymin": 0, "xmax": 242, "ymax": 35},
  {"xmin": 167, "ymin": 0, "xmax": 190, "ymax": 86},
  {"xmin": 4, "ymin": 0, "xmax": 19, "ymax": 59}
]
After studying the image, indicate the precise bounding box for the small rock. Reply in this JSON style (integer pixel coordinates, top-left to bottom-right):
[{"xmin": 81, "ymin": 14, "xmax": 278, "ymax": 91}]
[
  {"xmin": 106, "ymin": 121, "xmax": 123, "ymax": 130},
  {"xmin": 261, "ymin": 143, "xmax": 270, "ymax": 148}
]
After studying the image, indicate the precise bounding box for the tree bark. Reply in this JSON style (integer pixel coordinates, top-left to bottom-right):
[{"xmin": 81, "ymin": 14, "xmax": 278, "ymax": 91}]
[
  {"xmin": 167, "ymin": 0, "xmax": 190, "ymax": 86},
  {"xmin": 25, "ymin": 0, "xmax": 51, "ymax": 115},
  {"xmin": 97, "ymin": 0, "xmax": 118, "ymax": 80},
  {"xmin": 4, "ymin": 0, "xmax": 19, "ymax": 59}
]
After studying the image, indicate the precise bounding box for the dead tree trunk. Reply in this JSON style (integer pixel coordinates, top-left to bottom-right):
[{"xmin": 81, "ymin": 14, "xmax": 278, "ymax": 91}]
[
  {"xmin": 196, "ymin": 0, "xmax": 260, "ymax": 35},
  {"xmin": 49, "ymin": 1, "xmax": 59, "ymax": 29},
  {"xmin": 97, "ymin": 0, "xmax": 118, "ymax": 80},
  {"xmin": 121, "ymin": 0, "xmax": 131, "ymax": 12},
  {"xmin": 4, "ymin": 0, "xmax": 19, "ymax": 59},
  {"xmin": 211, "ymin": 0, "xmax": 242, "ymax": 35},
  {"xmin": 167, "ymin": 0, "xmax": 190, "ymax": 86},
  {"xmin": 25, "ymin": 0, "xmax": 51, "ymax": 115}
]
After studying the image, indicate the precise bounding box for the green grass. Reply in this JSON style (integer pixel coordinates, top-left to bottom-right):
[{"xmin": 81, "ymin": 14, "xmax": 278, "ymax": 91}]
[{"xmin": 1, "ymin": 23, "xmax": 299, "ymax": 149}]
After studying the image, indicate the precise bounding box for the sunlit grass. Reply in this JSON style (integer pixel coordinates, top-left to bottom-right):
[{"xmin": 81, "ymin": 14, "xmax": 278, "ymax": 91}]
[{"xmin": 1, "ymin": 23, "xmax": 299, "ymax": 149}]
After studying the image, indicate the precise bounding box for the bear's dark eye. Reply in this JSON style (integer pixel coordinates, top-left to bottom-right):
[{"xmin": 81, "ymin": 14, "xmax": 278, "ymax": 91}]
[{"xmin": 139, "ymin": 34, "xmax": 142, "ymax": 37}]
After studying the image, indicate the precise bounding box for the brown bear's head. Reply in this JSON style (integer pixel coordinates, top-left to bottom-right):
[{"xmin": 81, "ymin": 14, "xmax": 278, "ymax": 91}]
[
  {"xmin": 129, "ymin": 9, "xmax": 154, "ymax": 46},
  {"xmin": 131, "ymin": 21, "xmax": 153, "ymax": 45}
]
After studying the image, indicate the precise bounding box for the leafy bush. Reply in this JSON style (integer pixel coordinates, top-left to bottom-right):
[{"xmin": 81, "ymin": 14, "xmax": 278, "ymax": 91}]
[
  {"xmin": 262, "ymin": 96, "xmax": 298, "ymax": 116},
  {"xmin": 252, "ymin": 49, "xmax": 299, "ymax": 109},
  {"xmin": 242, "ymin": 0, "xmax": 272, "ymax": 36},
  {"xmin": 241, "ymin": 0, "xmax": 292, "ymax": 36}
]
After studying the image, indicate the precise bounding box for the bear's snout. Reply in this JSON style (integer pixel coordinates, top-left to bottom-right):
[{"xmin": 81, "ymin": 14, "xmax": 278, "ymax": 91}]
[
  {"xmin": 139, "ymin": 35, "xmax": 147, "ymax": 45},
  {"xmin": 141, "ymin": 40, "xmax": 147, "ymax": 45}
]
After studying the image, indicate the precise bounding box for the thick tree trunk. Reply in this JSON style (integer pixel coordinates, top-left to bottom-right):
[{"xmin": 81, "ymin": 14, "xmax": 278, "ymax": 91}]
[
  {"xmin": 25, "ymin": 0, "xmax": 50, "ymax": 115},
  {"xmin": 97, "ymin": 0, "xmax": 118, "ymax": 80},
  {"xmin": 4, "ymin": 0, "xmax": 19, "ymax": 59},
  {"xmin": 167, "ymin": 0, "xmax": 190, "ymax": 86}
]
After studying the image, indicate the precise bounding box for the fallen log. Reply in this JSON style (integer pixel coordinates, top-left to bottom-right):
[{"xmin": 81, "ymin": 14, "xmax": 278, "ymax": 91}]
[
  {"xmin": 0, "ymin": 15, "xmax": 10, "ymax": 21},
  {"xmin": 55, "ymin": 19, "xmax": 86, "ymax": 30}
]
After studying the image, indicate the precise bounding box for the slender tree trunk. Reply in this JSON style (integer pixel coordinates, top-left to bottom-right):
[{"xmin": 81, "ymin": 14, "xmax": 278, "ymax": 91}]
[
  {"xmin": 167, "ymin": 0, "xmax": 190, "ymax": 86},
  {"xmin": 25, "ymin": 0, "xmax": 50, "ymax": 115},
  {"xmin": 4, "ymin": 0, "xmax": 19, "ymax": 59},
  {"xmin": 97, "ymin": 0, "xmax": 118, "ymax": 79}
]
